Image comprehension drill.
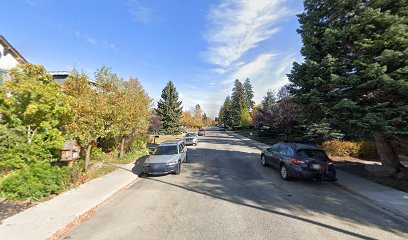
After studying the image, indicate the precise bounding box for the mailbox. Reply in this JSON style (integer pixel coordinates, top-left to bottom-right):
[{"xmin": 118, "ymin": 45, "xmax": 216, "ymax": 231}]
[{"xmin": 61, "ymin": 140, "xmax": 80, "ymax": 167}]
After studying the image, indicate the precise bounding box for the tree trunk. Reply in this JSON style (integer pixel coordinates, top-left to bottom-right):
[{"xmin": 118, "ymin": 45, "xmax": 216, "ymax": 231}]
[
  {"xmin": 373, "ymin": 132, "xmax": 400, "ymax": 170},
  {"xmin": 120, "ymin": 138, "xmax": 125, "ymax": 159},
  {"xmin": 85, "ymin": 144, "xmax": 92, "ymax": 172}
]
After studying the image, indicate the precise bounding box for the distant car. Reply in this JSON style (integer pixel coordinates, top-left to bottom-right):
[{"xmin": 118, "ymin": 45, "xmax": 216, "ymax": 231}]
[
  {"xmin": 260, "ymin": 142, "xmax": 337, "ymax": 181},
  {"xmin": 143, "ymin": 140, "xmax": 187, "ymax": 175},
  {"xmin": 198, "ymin": 128, "xmax": 206, "ymax": 136},
  {"xmin": 185, "ymin": 132, "xmax": 199, "ymax": 146}
]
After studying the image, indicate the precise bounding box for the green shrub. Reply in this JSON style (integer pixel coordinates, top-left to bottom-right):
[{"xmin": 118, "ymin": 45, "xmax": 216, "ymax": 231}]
[
  {"xmin": 0, "ymin": 125, "xmax": 58, "ymax": 172},
  {"xmin": 321, "ymin": 140, "xmax": 379, "ymax": 160},
  {"xmin": 90, "ymin": 147, "xmax": 106, "ymax": 162},
  {"xmin": 132, "ymin": 134, "xmax": 149, "ymax": 151},
  {"xmin": 123, "ymin": 149, "xmax": 148, "ymax": 161},
  {"xmin": 0, "ymin": 163, "xmax": 70, "ymax": 200}
]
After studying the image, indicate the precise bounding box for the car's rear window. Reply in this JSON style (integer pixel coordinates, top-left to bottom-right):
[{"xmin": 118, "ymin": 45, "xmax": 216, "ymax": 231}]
[
  {"xmin": 154, "ymin": 145, "xmax": 178, "ymax": 155},
  {"xmin": 297, "ymin": 149, "xmax": 327, "ymax": 159},
  {"xmin": 186, "ymin": 133, "xmax": 196, "ymax": 137}
]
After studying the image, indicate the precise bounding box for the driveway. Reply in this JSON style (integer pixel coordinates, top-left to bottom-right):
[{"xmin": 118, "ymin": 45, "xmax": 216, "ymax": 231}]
[{"xmin": 64, "ymin": 130, "xmax": 408, "ymax": 240}]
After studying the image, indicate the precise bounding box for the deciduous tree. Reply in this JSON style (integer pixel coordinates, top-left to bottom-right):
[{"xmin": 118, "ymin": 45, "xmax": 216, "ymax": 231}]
[
  {"xmin": 115, "ymin": 78, "xmax": 151, "ymax": 158},
  {"xmin": 149, "ymin": 109, "xmax": 162, "ymax": 133},
  {"xmin": 0, "ymin": 63, "xmax": 69, "ymax": 154},
  {"xmin": 63, "ymin": 71, "xmax": 106, "ymax": 171}
]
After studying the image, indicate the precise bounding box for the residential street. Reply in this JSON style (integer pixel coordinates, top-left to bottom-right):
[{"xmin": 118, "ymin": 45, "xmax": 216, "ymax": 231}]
[{"xmin": 64, "ymin": 130, "xmax": 408, "ymax": 240}]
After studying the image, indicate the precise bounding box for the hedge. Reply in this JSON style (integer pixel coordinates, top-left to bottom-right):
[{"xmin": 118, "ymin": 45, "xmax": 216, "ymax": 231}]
[{"xmin": 321, "ymin": 140, "xmax": 379, "ymax": 160}]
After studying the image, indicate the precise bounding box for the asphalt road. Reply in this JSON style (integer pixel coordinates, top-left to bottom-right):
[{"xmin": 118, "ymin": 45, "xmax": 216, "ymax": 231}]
[{"xmin": 64, "ymin": 130, "xmax": 408, "ymax": 240}]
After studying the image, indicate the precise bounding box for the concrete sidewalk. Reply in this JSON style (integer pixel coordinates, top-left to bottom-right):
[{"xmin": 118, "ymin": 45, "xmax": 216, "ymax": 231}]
[
  {"xmin": 333, "ymin": 170, "xmax": 408, "ymax": 220},
  {"xmin": 227, "ymin": 131, "xmax": 408, "ymax": 221},
  {"xmin": 0, "ymin": 163, "xmax": 139, "ymax": 240}
]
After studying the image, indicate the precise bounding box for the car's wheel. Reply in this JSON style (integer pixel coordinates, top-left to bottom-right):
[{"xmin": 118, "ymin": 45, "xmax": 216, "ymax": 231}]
[
  {"xmin": 175, "ymin": 161, "xmax": 181, "ymax": 175},
  {"xmin": 280, "ymin": 164, "xmax": 290, "ymax": 180},
  {"xmin": 261, "ymin": 155, "xmax": 267, "ymax": 167}
]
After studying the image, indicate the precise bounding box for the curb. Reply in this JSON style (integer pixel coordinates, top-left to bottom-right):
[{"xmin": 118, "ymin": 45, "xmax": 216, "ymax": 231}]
[{"xmin": 226, "ymin": 130, "xmax": 408, "ymax": 222}]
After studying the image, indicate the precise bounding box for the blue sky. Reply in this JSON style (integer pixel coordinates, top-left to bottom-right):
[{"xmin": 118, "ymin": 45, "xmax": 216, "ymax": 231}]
[{"xmin": 1, "ymin": 0, "xmax": 303, "ymax": 118}]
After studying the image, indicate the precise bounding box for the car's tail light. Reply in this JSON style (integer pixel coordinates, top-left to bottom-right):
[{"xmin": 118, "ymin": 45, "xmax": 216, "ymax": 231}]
[{"xmin": 292, "ymin": 159, "xmax": 305, "ymax": 165}]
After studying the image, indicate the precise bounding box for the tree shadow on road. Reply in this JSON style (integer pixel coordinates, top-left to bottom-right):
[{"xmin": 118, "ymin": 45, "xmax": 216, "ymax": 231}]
[{"xmin": 142, "ymin": 144, "xmax": 407, "ymax": 239}]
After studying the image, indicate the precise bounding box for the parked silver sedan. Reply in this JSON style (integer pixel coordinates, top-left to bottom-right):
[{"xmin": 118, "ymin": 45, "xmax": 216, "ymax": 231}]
[
  {"xmin": 184, "ymin": 132, "xmax": 199, "ymax": 146},
  {"xmin": 143, "ymin": 140, "xmax": 187, "ymax": 175}
]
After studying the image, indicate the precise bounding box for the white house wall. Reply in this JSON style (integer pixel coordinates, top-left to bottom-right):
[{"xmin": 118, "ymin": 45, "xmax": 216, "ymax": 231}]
[{"xmin": 0, "ymin": 44, "xmax": 20, "ymax": 71}]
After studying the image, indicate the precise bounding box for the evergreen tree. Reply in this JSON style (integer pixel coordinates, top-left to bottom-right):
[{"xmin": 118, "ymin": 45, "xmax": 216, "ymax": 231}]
[
  {"xmin": 218, "ymin": 107, "xmax": 225, "ymax": 127},
  {"xmin": 220, "ymin": 96, "xmax": 233, "ymax": 128},
  {"xmin": 202, "ymin": 112, "xmax": 208, "ymax": 125},
  {"xmin": 276, "ymin": 84, "xmax": 291, "ymax": 100},
  {"xmin": 156, "ymin": 81, "xmax": 183, "ymax": 134},
  {"xmin": 243, "ymin": 78, "xmax": 255, "ymax": 110},
  {"xmin": 259, "ymin": 90, "xmax": 276, "ymax": 127},
  {"xmin": 230, "ymin": 79, "xmax": 246, "ymax": 128},
  {"xmin": 288, "ymin": 0, "xmax": 408, "ymax": 170}
]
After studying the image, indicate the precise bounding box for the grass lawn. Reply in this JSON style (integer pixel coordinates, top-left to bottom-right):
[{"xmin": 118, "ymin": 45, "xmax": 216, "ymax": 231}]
[
  {"xmin": 106, "ymin": 151, "xmax": 148, "ymax": 165},
  {"xmin": 91, "ymin": 149, "xmax": 149, "ymax": 165},
  {"xmin": 148, "ymin": 134, "xmax": 185, "ymax": 145},
  {"xmin": 234, "ymin": 129, "xmax": 285, "ymax": 146},
  {"xmin": 86, "ymin": 165, "xmax": 118, "ymax": 180}
]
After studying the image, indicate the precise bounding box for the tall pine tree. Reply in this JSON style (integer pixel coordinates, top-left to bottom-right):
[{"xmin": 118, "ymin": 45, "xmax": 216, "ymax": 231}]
[
  {"xmin": 260, "ymin": 90, "xmax": 276, "ymax": 127},
  {"xmin": 244, "ymin": 78, "xmax": 255, "ymax": 110},
  {"xmin": 231, "ymin": 79, "xmax": 246, "ymax": 129},
  {"xmin": 156, "ymin": 81, "xmax": 183, "ymax": 134},
  {"xmin": 288, "ymin": 0, "xmax": 408, "ymax": 170},
  {"xmin": 219, "ymin": 96, "xmax": 233, "ymax": 128}
]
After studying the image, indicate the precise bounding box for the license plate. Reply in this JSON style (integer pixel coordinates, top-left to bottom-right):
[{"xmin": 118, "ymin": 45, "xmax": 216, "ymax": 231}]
[{"xmin": 311, "ymin": 164, "xmax": 321, "ymax": 170}]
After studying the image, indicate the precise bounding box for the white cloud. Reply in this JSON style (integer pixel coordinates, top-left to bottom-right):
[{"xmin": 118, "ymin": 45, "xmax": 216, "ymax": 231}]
[
  {"xmin": 275, "ymin": 53, "xmax": 296, "ymax": 76},
  {"xmin": 74, "ymin": 31, "xmax": 118, "ymax": 52},
  {"xmin": 195, "ymin": 0, "xmax": 300, "ymax": 118},
  {"xmin": 74, "ymin": 31, "xmax": 97, "ymax": 45},
  {"xmin": 222, "ymin": 53, "xmax": 277, "ymax": 85},
  {"xmin": 127, "ymin": 0, "xmax": 154, "ymax": 24},
  {"xmin": 184, "ymin": 84, "xmax": 198, "ymax": 90},
  {"xmin": 217, "ymin": 52, "xmax": 295, "ymax": 105},
  {"xmin": 204, "ymin": 0, "xmax": 291, "ymax": 69},
  {"xmin": 87, "ymin": 37, "xmax": 96, "ymax": 45}
]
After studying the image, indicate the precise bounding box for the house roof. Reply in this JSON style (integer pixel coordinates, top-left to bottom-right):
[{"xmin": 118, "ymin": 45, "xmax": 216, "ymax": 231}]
[
  {"xmin": 0, "ymin": 35, "xmax": 28, "ymax": 64},
  {"xmin": 63, "ymin": 140, "xmax": 78, "ymax": 150}
]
